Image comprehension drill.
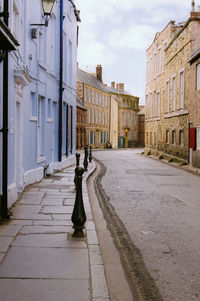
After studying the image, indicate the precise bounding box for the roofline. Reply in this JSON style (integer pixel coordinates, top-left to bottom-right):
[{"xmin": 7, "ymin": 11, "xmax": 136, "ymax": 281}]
[{"xmin": 146, "ymin": 20, "xmax": 175, "ymax": 52}]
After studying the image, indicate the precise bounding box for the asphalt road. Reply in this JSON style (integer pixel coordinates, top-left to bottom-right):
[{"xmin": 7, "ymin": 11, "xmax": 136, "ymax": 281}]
[{"xmin": 93, "ymin": 149, "xmax": 200, "ymax": 301}]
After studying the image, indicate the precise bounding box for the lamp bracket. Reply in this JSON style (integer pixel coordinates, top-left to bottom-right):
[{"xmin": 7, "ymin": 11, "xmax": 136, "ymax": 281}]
[{"xmin": 0, "ymin": 12, "xmax": 9, "ymax": 18}]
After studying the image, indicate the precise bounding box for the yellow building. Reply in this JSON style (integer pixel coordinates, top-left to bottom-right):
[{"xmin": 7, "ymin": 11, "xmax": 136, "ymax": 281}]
[
  {"xmin": 107, "ymin": 82, "xmax": 139, "ymax": 148},
  {"xmin": 109, "ymin": 94, "xmax": 119, "ymax": 149},
  {"xmin": 77, "ymin": 66, "xmax": 110, "ymax": 148}
]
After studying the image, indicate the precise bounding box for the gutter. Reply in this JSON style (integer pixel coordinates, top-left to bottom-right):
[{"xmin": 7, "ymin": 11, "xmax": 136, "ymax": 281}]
[
  {"xmin": 0, "ymin": 0, "xmax": 9, "ymax": 219},
  {"xmin": 58, "ymin": 0, "xmax": 63, "ymax": 162}
]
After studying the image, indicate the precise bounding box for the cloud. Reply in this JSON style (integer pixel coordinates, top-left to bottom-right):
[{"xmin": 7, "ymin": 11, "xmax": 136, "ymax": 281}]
[
  {"xmin": 78, "ymin": 40, "xmax": 114, "ymax": 68},
  {"xmin": 109, "ymin": 23, "xmax": 156, "ymax": 50}
]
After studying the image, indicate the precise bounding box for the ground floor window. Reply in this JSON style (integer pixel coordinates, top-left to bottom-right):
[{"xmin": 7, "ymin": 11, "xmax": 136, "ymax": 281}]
[
  {"xmin": 172, "ymin": 130, "xmax": 176, "ymax": 145},
  {"xmin": 89, "ymin": 130, "xmax": 95, "ymax": 144},
  {"xmin": 196, "ymin": 127, "xmax": 200, "ymax": 150},
  {"xmin": 100, "ymin": 131, "xmax": 108, "ymax": 143},
  {"xmin": 179, "ymin": 129, "xmax": 184, "ymax": 146},
  {"xmin": 166, "ymin": 130, "xmax": 169, "ymax": 144}
]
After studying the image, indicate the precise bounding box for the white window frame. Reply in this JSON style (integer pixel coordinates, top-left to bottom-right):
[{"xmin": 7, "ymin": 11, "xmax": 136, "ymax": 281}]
[
  {"xmin": 157, "ymin": 91, "xmax": 160, "ymax": 117},
  {"xmin": 172, "ymin": 74, "xmax": 176, "ymax": 112},
  {"xmin": 196, "ymin": 127, "xmax": 200, "ymax": 150},
  {"xmin": 197, "ymin": 63, "xmax": 200, "ymax": 90},
  {"xmin": 179, "ymin": 68, "xmax": 185, "ymax": 109},
  {"xmin": 166, "ymin": 79, "xmax": 170, "ymax": 113}
]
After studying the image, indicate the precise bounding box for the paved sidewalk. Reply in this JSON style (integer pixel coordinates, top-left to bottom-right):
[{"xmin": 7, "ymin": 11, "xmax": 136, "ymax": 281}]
[{"xmin": 0, "ymin": 156, "xmax": 109, "ymax": 301}]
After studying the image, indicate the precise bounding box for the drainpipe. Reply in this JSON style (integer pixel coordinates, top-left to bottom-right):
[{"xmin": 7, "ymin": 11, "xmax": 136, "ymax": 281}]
[
  {"xmin": 0, "ymin": 0, "xmax": 9, "ymax": 219},
  {"xmin": 58, "ymin": 0, "xmax": 63, "ymax": 162}
]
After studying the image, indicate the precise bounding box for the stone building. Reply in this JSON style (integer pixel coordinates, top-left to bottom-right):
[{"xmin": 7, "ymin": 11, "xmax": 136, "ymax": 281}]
[
  {"xmin": 76, "ymin": 98, "xmax": 87, "ymax": 150},
  {"xmin": 138, "ymin": 106, "xmax": 145, "ymax": 147},
  {"xmin": 107, "ymin": 82, "xmax": 139, "ymax": 148},
  {"xmin": 109, "ymin": 93, "xmax": 119, "ymax": 149},
  {"xmin": 145, "ymin": 4, "xmax": 200, "ymax": 165},
  {"xmin": 77, "ymin": 66, "xmax": 110, "ymax": 148}
]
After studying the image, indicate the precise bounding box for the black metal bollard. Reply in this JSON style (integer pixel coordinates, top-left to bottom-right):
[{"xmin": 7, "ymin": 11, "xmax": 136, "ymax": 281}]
[
  {"xmin": 74, "ymin": 153, "xmax": 80, "ymax": 188},
  {"xmin": 71, "ymin": 166, "xmax": 86, "ymax": 237},
  {"xmin": 83, "ymin": 145, "xmax": 88, "ymax": 171},
  {"xmin": 89, "ymin": 145, "xmax": 92, "ymax": 163}
]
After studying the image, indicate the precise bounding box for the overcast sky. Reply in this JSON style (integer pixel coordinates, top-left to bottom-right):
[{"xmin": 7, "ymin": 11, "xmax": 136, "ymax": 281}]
[{"xmin": 75, "ymin": 0, "xmax": 194, "ymax": 104}]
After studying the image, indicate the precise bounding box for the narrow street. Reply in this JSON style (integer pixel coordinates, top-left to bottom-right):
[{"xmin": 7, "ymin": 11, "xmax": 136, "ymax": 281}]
[{"xmin": 91, "ymin": 149, "xmax": 200, "ymax": 301}]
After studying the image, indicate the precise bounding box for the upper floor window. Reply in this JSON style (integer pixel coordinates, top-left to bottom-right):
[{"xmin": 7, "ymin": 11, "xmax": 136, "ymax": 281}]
[
  {"xmin": 31, "ymin": 92, "xmax": 37, "ymax": 117},
  {"xmin": 172, "ymin": 75, "xmax": 176, "ymax": 111},
  {"xmin": 196, "ymin": 63, "xmax": 200, "ymax": 90},
  {"xmin": 13, "ymin": 1, "xmax": 20, "ymax": 40},
  {"xmin": 47, "ymin": 99, "xmax": 52, "ymax": 120},
  {"xmin": 179, "ymin": 70, "xmax": 185, "ymax": 109},
  {"xmin": 166, "ymin": 80, "xmax": 170, "ymax": 113},
  {"xmin": 39, "ymin": 30, "xmax": 44, "ymax": 62},
  {"xmin": 179, "ymin": 129, "xmax": 184, "ymax": 146}
]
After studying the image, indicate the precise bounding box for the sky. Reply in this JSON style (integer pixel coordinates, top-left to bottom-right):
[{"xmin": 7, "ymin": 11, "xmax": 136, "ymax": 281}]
[{"xmin": 74, "ymin": 0, "xmax": 193, "ymax": 104}]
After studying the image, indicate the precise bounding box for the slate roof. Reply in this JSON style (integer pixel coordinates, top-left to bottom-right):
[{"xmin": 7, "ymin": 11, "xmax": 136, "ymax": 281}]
[
  {"xmin": 78, "ymin": 69, "xmax": 109, "ymax": 94},
  {"xmin": 138, "ymin": 106, "xmax": 145, "ymax": 115},
  {"xmin": 106, "ymin": 85, "xmax": 131, "ymax": 96}
]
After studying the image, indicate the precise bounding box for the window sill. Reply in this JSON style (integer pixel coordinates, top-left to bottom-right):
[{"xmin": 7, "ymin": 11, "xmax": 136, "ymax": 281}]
[
  {"xmin": 164, "ymin": 110, "xmax": 188, "ymax": 118},
  {"xmin": 37, "ymin": 156, "xmax": 46, "ymax": 164},
  {"xmin": 30, "ymin": 116, "xmax": 37, "ymax": 122}
]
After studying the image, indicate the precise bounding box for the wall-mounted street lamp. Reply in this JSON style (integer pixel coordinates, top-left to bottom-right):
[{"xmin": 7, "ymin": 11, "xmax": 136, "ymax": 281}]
[{"xmin": 31, "ymin": 0, "xmax": 56, "ymax": 27}]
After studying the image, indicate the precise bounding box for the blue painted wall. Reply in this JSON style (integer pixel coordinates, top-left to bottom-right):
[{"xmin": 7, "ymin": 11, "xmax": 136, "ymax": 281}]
[{"xmin": 0, "ymin": 0, "xmax": 78, "ymax": 200}]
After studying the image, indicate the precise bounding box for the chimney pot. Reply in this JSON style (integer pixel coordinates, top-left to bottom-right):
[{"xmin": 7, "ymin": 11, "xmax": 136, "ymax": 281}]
[
  {"xmin": 96, "ymin": 65, "xmax": 102, "ymax": 82},
  {"xmin": 116, "ymin": 83, "xmax": 124, "ymax": 91},
  {"xmin": 111, "ymin": 81, "xmax": 115, "ymax": 88}
]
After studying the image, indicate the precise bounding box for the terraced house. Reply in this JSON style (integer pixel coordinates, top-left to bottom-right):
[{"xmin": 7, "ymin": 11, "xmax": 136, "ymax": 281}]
[
  {"xmin": 145, "ymin": 4, "xmax": 200, "ymax": 166},
  {"xmin": 0, "ymin": 0, "xmax": 79, "ymax": 217},
  {"xmin": 77, "ymin": 65, "xmax": 110, "ymax": 148}
]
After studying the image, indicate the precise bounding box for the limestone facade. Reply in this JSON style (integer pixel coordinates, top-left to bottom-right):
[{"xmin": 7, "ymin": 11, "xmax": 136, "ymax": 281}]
[
  {"xmin": 145, "ymin": 11, "xmax": 200, "ymax": 164},
  {"xmin": 77, "ymin": 67, "xmax": 110, "ymax": 148},
  {"xmin": 107, "ymin": 82, "xmax": 139, "ymax": 148}
]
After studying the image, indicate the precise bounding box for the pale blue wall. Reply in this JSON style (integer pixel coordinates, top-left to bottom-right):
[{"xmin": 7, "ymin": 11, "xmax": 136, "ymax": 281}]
[{"xmin": 0, "ymin": 0, "xmax": 78, "ymax": 194}]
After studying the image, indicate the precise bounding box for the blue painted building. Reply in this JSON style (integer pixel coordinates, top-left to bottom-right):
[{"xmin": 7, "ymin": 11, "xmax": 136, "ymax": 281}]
[{"xmin": 0, "ymin": 0, "xmax": 80, "ymax": 211}]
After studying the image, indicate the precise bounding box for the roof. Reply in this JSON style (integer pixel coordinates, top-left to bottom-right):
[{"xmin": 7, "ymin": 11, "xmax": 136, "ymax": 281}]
[
  {"xmin": 78, "ymin": 69, "xmax": 109, "ymax": 94},
  {"xmin": 106, "ymin": 85, "xmax": 131, "ymax": 96},
  {"xmin": 138, "ymin": 107, "xmax": 145, "ymax": 115}
]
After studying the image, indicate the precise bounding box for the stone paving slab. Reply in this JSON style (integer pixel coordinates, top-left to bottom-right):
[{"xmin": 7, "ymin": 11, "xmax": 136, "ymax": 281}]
[
  {"xmin": 33, "ymin": 220, "xmax": 72, "ymax": 226},
  {"xmin": 0, "ymin": 246, "xmax": 89, "ymax": 279},
  {"xmin": 0, "ymin": 279, "xmax": 90, "ymax": 301},
  {"xmin": 12, "ymin": 205, "xmax": 42, "ymax": 214},
  {"xmin": 41, "ymin": 198, "xmax": 64, "ymax": 206},
  {"xmin": 0, "ymin": 237, "xmax": 14, "ymax": 253},
  {"xmin": 12, "ymin": 233, "xmax": 87, "ymax": 248},
  {"xmin": 52, "ymin": 214, "xmax": 71, "ymax": 220},
  {"xmin": 0, "ymin": 253, "xmax": 4, "ymax": 263},
  {"xmin": 0, "ymin": 224, "xmax": 21, "ymax": 237},
  {"xmin": 10, "ymin": 220, "xmax": 33, "ymax": 226},
  {"xmin": 40, "ymin": 205, "xmax": 73, "ymax": 214},
  {"xmin": 11, "ymin": 213, "xmax": 52, "ymax": 220},
  {"xmin": 19, "ymin": 225, "xmax": 70, "ymax": 235}
]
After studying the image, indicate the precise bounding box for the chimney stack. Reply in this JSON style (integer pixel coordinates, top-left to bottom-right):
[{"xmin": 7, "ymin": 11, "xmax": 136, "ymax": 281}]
[
  {"xmin": 116, "ymin": 83, "xmax": 124, "ymax": 91},
  {"xmin": 192, "ymin": 0, "xmax": 195, "ymax": 12},
  {"xmin": 111, "ymin": 81, "xmax": 115, "ymax": 88},
  {"xmin": 96, "ymin": 65, "xmax": 102, "ymax": 82}
]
